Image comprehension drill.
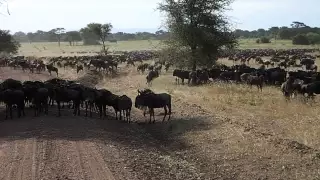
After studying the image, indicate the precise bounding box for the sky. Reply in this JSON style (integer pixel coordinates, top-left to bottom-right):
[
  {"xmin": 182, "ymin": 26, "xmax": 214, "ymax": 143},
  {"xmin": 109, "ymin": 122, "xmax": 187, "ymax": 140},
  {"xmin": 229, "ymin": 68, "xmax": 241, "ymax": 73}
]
[{"xmin": 0, "ymin": 0, "xmax": 319, "ymax": 33}]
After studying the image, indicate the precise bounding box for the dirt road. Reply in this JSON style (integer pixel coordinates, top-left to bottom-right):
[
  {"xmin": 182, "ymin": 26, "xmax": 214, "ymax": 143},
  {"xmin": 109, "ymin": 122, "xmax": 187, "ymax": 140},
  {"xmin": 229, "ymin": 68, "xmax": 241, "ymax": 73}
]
[{"xmin": 0, "ymin": 67, "xmax": 205, "ymax": 180}]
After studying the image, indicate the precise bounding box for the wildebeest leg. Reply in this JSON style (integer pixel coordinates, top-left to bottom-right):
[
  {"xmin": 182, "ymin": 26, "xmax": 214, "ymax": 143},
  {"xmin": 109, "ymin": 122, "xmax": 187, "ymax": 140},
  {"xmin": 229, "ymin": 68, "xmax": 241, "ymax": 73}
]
[
  {"xmin": 85, "ymin": 101, "xmax": 88, "ymax": 117},
  {"xmin": 128, "ymin": 109, "xmax": 132, "ymax": 123},
  {"xmin": 5, "ymin": 104, "xmax": 9, "ymax": 120},
  {"xmin": 98, "ymin": 104, "xmax": 103, "ymax": 118},
  {"xmin": 57, "ymin": 101, "xmax": 61, "ymax": 116},
  {"xmin": 162, "ymin": 106, "xmax": 167, "ymax": 122},
  {"xmin": 21, "ymin": 103, "xmax": 25, "ymax": 116},
  {"xmin": 167, "ymin": 104, "xmax": 172, "ymax": 121},
  {"xmin": 44, "ymin": 101, "xmax": 48, "ymax": 115},
  {"xmin": 89, "ymin": 102, "xmax": 93, "ymax": 117},
  {"xmin": 114, "ymin": 109, "xmax": 118, "ymax": 120},
  {"xmin": 9, "ymin": 106, "xmax": 13, "ymax": 119},
  {"xmin": 103, "ymin": 105, "xmax": 107, "ymax": 117},
  {"xmin": 34, "ymin": 103, "xmax": 38, "ymax": 117},
  {"xmin": 80, "ymin": 101, "xmax": 84, "ymax": 108},
  {"xmin": 152, "ymin": 109, "xmax": 156, "ymax": 123},
  {"xmin": 149, "ymin": 108, "xmax": 153, "ymax": 124},
  {"xmin": 77, "ymin": 102, "xmax": 81, "ymax": 116},
  {"xmin": 17, "ymin": 106, "xmax": 21, "ymax": 118},
  {"xmin": 143, "ymin": 107, "xmax": 146, "ymax": 117}
]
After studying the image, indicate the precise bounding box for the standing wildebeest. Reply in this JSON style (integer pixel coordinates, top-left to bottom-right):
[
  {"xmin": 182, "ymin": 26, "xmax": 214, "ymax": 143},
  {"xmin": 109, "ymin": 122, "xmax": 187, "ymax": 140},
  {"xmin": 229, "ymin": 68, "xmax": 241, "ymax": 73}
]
[
  {"xmin": 296, "ymin": 81, "xmax": 320, "ymax": 100},
  {"xmin": 173, "ymin": 69, "xmax": 190, "ymax": 85},
  {"xmin": 77, "ymin": 64, "xmax": 83, "ymax": 74},
  {"xmin": 281, "ymin": 77, "xmax": 296, "ymax": 100},
  {"xmin": 53, "ymin": 85, "xmax": 81, "ymax": 116},
  {"xmin": 33, "ymin": 88, "xmax": 49, "ymax": 116},
  {"xmin": 114, "ymin": 95, "xmax": 132, "ymax": 123},
  {"xmin": 0, "ymin": 89, "xmax": 25, "ymax": 119},
  {"xmin": 46, "ymin": 64, "xmax": 59, "ymax": 76},
  {"xmin": 247, "ymin": 75, "xmax": 264, "ymax": 91},
  {"xmin": 135, "ymin": 89, "xmax": 171, "ymax": 123},
  {"xmin": 146, "ymin": 70, "xmax": 159, "ymax": 86}
]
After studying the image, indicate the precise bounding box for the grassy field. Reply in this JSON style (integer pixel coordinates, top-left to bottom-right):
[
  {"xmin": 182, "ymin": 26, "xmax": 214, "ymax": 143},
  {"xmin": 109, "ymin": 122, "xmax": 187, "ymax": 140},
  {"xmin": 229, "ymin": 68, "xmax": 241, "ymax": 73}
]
[
  {"xmin": 18, "ymin": 39, "xmax": 320, "ymax": 57},
  {"xmin": 12, "ymin": 38, "xmax": 320, "ymax": 179}
]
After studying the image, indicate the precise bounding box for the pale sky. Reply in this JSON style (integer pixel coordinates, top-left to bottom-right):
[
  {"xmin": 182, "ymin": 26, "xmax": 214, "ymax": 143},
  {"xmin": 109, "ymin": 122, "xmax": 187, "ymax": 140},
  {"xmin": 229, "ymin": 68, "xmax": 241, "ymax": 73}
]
[{"xmin": 0, "ymin": 0, "xmax": 319, "ymax": 33}]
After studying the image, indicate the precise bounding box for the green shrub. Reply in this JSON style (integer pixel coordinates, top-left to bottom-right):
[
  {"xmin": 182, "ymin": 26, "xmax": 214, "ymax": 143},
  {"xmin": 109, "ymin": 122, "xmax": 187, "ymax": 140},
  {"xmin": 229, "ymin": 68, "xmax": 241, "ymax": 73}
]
[
  {"xmin": 256, "ymin": 37, "xmax": 270, "ymax": 44},
  {"xmin": 292, "ymin": 34, "xmax": 310, "ymax": 45}
]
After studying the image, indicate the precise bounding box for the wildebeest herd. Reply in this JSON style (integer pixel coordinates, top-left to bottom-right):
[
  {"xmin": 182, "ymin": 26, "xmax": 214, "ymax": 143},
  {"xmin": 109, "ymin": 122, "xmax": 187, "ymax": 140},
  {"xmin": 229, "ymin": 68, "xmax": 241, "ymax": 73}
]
[
  {"xmin": 0, "ymin": 50, "xmax": 160, "ymax": 76},
  {"xmin": 1, "ymin": 47, "xmax": 320, "ymax": 124},
  {"xmin": 172, "ymin": 48, "xmax": 320, "ymax": 100},
  {"xmin": 0, "ymin": 77, "xmax": 172, "ymax": 124}
]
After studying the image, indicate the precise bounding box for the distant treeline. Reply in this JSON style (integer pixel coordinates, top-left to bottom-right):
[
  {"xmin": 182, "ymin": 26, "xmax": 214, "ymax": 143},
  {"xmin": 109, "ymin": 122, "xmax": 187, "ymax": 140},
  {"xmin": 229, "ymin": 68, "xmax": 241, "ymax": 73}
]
[
  {"xmin": 234, "ymin": 22, "xmax": 320, "ymax": 40},
  {"xmin": 12, "ymin": 29, "xmax": 170, "ymax": 44},
  {"xmin": 12, "ymin": 21, "xmax": 320, "ymax": 45}
]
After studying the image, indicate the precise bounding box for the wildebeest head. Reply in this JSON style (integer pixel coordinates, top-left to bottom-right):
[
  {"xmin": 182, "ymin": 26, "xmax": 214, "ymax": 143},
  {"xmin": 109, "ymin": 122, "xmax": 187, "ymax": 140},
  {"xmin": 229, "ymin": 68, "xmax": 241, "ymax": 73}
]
[{"xmin": 135, "ymin": 89, "xmax": 153, "ymax": 109}]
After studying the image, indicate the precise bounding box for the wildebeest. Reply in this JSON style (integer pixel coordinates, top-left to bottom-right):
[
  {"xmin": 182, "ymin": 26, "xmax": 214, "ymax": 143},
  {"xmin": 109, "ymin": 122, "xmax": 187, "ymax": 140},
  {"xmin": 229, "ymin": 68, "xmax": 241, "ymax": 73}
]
[
  {"xmin": 46, "ymin": 64, "xmax": 59, "ymax": 76},
  {"xmin": 135, "ymin": 89, "xmax": 171, "ymax": 123},
  {"xmin": 77, "ymin": 64, "xmax": 84, "ymax": 74},
  {"xmin": 247, "ymin": 75, "xmax": 264, "ymax": 91},
  {"xmin": 173, "ymin": 69, "xmax": 190, "ymax": 85},
  {"xmin": 296, "ymin": 81, "xmax": 320, "ymax": 99},
  {"xmin": 33, "ymin": 87, "xmax": 49, "ymax": 116},
  {"xmin": 0, "ymin": 89, "xmax": 25, "ymax": 119},
  {"xmin": 146, "ymin": 70, "xmax": 159, "ymax": 86},
  {"xmin": 114, "ymin": 95, "xmax": 132, "ymax": 123},
  {"xmin": 281, "ymin": 77, "xmax": 296, "ymax": 99}
]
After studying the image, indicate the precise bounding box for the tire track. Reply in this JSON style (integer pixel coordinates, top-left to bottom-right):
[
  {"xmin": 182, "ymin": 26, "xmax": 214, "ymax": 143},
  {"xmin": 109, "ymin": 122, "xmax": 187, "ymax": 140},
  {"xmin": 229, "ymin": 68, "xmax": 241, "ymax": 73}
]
[
  {"xmin": 76, "ymin": 141, "xmax": 116, "ymax": 180},
  {"xmin": 71, "ymin": 141, "xmax": 88, "ymax": 180},
  {"xmin": 5, "ymin": 139, "xmax": 28, "ymax": 180},
  {"xmin": 11, "ymin": 138, "xmax": 39, "ymax": 180}
]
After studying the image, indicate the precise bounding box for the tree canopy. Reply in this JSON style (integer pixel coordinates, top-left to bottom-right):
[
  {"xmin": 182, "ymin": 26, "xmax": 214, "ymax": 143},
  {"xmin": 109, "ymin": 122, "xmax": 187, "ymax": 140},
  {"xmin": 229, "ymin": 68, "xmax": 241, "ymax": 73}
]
[
  {"xmin": 87, "ymin": 23, "xmax": 113, "ymax": 52},
  {"xmin": 0, "ymin": 30, "xmax": 20, "ymax": 55},
  {"xmin": 158, "ymin": 0, "xmax": 238, "ymax": 70}
]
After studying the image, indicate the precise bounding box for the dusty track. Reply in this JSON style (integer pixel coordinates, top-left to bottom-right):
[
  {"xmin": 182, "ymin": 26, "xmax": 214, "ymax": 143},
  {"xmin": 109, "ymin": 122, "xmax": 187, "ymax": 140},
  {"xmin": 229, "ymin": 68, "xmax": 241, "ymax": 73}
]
[{"xmin": 0, "ymin": 67, "xmax": 206, "ymax": 180}]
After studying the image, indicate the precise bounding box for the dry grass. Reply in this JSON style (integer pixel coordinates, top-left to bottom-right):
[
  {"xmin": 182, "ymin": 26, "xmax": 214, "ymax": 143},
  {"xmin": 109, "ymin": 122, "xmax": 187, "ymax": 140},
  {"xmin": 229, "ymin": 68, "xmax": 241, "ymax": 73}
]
[{"xmin": 18, "ymin": 39, "xmax": 320, "ymax": 57}]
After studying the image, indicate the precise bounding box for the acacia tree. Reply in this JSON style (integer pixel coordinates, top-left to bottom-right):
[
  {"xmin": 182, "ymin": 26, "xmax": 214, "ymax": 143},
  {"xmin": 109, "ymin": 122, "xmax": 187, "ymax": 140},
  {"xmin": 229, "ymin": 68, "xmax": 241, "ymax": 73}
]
[
  {"xmin": 50, "ymin": 28, "xmax": 65, "ymax": 46},
  {"xmin": 158, "ymin": 0, "xmax": 237, "ymax": 70},
  {"xmin": 0, "ymin": 30, "xmax": 20, "ymax": 55},
  {"xmin": 87, "ymin": 23, "xmax": 113, "ymax": 53},
  {"xmin": 65, "ymin": 31, "xmax": 82, "ymax": 46}
]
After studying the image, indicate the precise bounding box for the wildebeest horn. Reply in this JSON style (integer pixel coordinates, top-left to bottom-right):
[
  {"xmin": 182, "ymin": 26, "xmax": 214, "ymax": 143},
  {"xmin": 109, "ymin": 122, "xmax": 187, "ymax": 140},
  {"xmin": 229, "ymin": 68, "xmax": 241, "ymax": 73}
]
[{"xmin": 138, "ymin": 90, "xmax": 141, "ymax": 94}]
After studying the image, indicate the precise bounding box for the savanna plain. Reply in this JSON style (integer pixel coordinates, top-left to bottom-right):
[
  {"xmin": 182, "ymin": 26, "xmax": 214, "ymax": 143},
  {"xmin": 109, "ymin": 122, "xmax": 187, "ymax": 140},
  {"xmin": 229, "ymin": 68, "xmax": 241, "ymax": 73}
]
[{"xmin": 1, "ymin": 39, "xmax": 320, "ymax": 180}]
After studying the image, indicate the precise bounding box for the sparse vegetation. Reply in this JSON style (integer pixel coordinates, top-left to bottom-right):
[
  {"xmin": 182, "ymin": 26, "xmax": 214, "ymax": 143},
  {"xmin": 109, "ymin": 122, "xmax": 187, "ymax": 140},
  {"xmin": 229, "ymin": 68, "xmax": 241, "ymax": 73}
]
[{"xmin": 256, "ymin": 37, "xmax": 271, "ymax": 43}]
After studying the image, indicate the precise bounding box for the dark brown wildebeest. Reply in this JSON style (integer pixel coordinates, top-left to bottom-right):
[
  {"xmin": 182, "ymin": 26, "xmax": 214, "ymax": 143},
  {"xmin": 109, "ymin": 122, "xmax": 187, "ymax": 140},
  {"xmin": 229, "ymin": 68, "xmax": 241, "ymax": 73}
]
[
  {"xmin": 46, "ymin": 64, "xmax": 59, "ymax": 76},
  {"xmin": 135, "ymin": 89, "xmax": 171, "ymax": 124}
]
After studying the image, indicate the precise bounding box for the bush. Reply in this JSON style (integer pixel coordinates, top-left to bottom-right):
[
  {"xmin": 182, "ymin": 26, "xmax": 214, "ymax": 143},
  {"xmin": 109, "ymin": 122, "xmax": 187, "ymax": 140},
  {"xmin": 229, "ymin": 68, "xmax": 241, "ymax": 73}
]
[
  {"xmin": 256, "ymin": 37, "xmax": 270, "ymax": 44},
  {"xmin": 83, "ymin": 39, "xmax": 100, "ymax": 45},
  {"xmin": 292, "ymin": 34, "xmax": 310, "ymax": 45},
  {"xmin": 306, "ymin": 32, "xmax": 320, "ymax": 44},
  {"xmin": 0, "ymin": 30, "xmax": 20, "ymax": 54}
]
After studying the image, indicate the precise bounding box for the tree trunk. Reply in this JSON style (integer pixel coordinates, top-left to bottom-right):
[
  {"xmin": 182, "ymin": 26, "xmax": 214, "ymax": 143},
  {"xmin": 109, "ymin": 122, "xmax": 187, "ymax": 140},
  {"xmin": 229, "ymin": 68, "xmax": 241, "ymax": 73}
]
[
  {"xmin": 191, "ymin": 46, "xmax": 197, "ymax": 71},
  {"xmin": 58, "ymin": 40, "xmax": 60, "ymax": 47}
]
